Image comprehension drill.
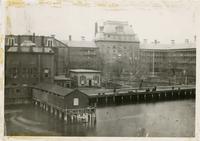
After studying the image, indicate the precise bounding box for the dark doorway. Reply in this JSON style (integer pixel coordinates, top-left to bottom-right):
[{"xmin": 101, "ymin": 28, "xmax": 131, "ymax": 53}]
[{"xmin": 89, "ymin": 80, "xmax": 92, "ymax": 87}]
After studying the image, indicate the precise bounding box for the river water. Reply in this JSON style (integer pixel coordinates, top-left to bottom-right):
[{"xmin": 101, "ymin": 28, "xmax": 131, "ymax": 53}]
[{"xmin": 5, "ymin": 99, "xmax": 195, "ymax": 137}]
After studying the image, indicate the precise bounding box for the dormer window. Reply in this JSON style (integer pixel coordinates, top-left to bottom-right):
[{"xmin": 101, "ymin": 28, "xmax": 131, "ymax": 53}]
[
  {"xmin": 8, "ymin": 37, "xmax": 15, "ymax": 46},
  {"xmin": 47, "ymin": 39, "xmax": 53, "ymax": 47}
]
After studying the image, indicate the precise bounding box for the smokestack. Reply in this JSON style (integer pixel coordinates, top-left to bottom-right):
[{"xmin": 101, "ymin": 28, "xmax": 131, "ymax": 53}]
[
  {"xmin": 95, "ymin": 22, "xmax": 98, "ymax": 36},
  {"xmin": 81, "ymin": 36, "xmax": 85, "ymax": 41},
  {"xmin": 69, "ymin": 35, "xmax": 72, "ymax": 41},
  {"xmin": 17, "ymin": 35, "xmax": 21, "ymax": 52},
  {"xmin": 32, "ymin": 33, "xmax": 35, "ymax": 43},
  {"xmin": 194, "ymin": 35, "xmax": 196, "ymax": 42},
  {"xmin": 143, "ymin": 39, "xmax": 147, "ymax": 44},
  {"xmin": 99, "ymin": 26, "xmax": 104, "ymax": 32},
  {"xmin": 17, "ymin": 35, "xmax": 21, "ymax": 47},
  {"xmin": 41, "ymin": 36, "xmax": 45, "ymax": 47},
  {"xmin": 185, "ymin": 39, "xmax": 189, "ymax": 44},
  {"xmin": 171, "ymin": 40, "xmax": 175, "ymax": 45}
]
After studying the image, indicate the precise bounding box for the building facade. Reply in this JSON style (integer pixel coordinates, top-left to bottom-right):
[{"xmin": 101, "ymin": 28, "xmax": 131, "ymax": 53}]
[
  {"xmin": 64, "ymin": 40, "xmax": 100, "ymax": 71},
  {"xmin": 139, "ymin": 40, "xmax": 196, "ymax": 85},
  {"xmin": 70, "ymin": 69, "xmax": 101, "ymax": 88},
  {"xmin": 5, "ymin": 34, "xmax": 69, "ymax": 76},
  {"xmin": 95, "ymin": 21, "xmax": 140, "ymax": 78}
]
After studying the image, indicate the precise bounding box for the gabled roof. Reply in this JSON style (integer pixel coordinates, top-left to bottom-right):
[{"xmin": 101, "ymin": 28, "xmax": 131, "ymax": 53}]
[
  {"xmin": 7, "ymin": 46, "xmax": 54, "ymax": 53},
  {"xmin": 63, "ymin": 40, "xmax": 97, "ymax": 48},
  {"xmin": 32, "ymin": 83, "xmax": 73, "ymax": 96}
]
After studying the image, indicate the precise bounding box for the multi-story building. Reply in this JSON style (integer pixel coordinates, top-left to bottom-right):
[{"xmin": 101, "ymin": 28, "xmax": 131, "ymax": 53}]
[
  {"xmin": 5, "ymin": 34, "xmax": 68, "ymax": 76},
  {"xmin": 140, "ymin": 39, "xmax": 196, "ymax": 85},
  {"xmin": 5, "ymin": 34, "xmax": 68, "ymax": 104},
  {"xmin": 94, "ymin": 21, "xmax": 140, "ymax": 78},
  {"xmin": 64, "ymin": 38, "xmax": 100, "ymax": 71}
]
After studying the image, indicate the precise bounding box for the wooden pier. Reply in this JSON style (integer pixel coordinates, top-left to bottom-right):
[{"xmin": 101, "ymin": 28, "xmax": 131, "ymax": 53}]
[{"xmin": 87, "ymin": 87, "xmax": 195, "ymax": 106}]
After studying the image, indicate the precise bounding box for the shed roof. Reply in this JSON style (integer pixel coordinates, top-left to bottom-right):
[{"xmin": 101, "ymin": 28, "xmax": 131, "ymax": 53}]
[
  {"xmin": 32, "ymin": 83, "xmax": 73, "ymax": 96},
  {"xmin": 54, "ymin": 75, "xmax": 71, "ymax": 81},
  {"xmin": 70, "ymin": 69, "xmax": 101, "ymax": 73}
]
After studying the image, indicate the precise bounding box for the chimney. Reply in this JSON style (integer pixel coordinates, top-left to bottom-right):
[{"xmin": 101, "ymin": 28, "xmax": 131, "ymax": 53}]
[
  {"xmin": 99, "ymin": 26, "xmax": 104, "ymax": 32},
  {"xmin": 17, "ymin": 35, "xmax": 21, "ymax": 52},
  {"xmin": 143, "ymin": 39, "xmax": 147, "ymax": 44},
  {"xmin": 41, "ymin": 36, "xmax": 45, "ymax": 47},
  {"xmin": 69, "ymin": 35, "xmax": 72, "ymax": 41},
  {"xmin": 95, "ymin": 22, "xmax": 98, "ymax": 36},
  {"xmin": 185, "ymin": 39, "xmax": 189, "ymax": 44},
  {"xmin": 81, "ymin": 36, "xmax": 85, "ymax": 41},
  {"xmin": 194, "ymin": 35, "xmax": 197, "ymax": 42},
  {"xmin": 51, "ymin": 34, "xmax": 55, "ymax": 38},
  {"xmin": 171, "ymin": 40, "xmax": 175, "ymax": 44},
  {"xmin": 32, "ymin": 33, "xmax": 35, "ymax": 43},
  {"xmin": 17, "ymin": 35, "xmax": 21, "ymax": 47}
]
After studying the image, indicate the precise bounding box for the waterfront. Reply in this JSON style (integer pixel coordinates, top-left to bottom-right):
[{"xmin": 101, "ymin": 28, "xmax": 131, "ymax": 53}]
[{"xmin": 5, "ymin": 99, "xmax": 195, "ymax": 137}]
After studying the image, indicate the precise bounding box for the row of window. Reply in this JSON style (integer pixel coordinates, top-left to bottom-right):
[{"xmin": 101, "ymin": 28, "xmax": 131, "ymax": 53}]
[
  {"xmin": 7, "ymin": 37, "xmax": 53, "ymax": 47},
  {"xmin": 8, "ymin": 68, "xmax": 50, "ymax": 78},
  {"xmin": 105, "ymin": 34, "xmax": 135, "ymax": 41}
]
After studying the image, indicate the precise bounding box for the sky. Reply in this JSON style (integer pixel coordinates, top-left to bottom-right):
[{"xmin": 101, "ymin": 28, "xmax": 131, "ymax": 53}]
[{"xmin": 5, "ymin": 0, "xmax": 199, "ymax": 43}]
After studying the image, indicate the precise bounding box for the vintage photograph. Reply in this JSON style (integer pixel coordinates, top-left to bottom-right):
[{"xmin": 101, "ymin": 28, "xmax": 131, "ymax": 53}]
[{"xmin": 4, "ymin": 0, "xmax": 197, "ymax": 137}]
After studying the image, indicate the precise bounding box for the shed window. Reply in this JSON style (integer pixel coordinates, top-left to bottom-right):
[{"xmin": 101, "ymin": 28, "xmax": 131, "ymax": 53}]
[{"xmin": 73, "ymin": 98, "xmax": 79, "ymax": 106}]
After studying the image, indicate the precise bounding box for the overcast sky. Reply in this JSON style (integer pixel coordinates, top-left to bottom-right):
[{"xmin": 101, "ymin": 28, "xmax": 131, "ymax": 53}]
[{"xmin": 6, "ymin": 0, "xmax": 198, "ymax": 43}]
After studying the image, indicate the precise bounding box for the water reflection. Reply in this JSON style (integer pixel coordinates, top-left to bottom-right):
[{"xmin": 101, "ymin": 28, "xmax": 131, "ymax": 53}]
[{"xmin": 5, "ymin": 99, "xmax": 195, "ymax": 137}]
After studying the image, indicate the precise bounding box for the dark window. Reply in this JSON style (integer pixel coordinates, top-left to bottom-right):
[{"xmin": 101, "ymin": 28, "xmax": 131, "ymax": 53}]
[
  {"xmin": 8, "ymin": 38, "xmax": 15, "ymax": 46},
  {"xmin": 44, "ymin": 68, "xmax": 50, "ymax": 78},
  {"xmin": 16, "ymin": 89, "xmax": 20, "ymax": 93},
  {"xmin": 47, "ymin": 39, "xmax": 53, "ymax": 47}
]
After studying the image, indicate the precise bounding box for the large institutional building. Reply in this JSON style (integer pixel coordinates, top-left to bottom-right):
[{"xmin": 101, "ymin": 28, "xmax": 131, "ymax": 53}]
[
  {"xmin": 94, "ymin": 21, "xmax": 140, "ymax": 78},
  {"xmin": 139, "ymin": 39, "xmax": 196, "ymax": 85}
]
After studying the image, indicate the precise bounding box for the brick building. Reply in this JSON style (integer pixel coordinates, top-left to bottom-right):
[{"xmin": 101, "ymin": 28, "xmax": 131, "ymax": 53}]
[
  {"xmin": 5, "ymin": 34, "xmax": 68, "ymax": 76},
  {"xmin": 94, "ymin": 21, "xmax": 140, "ymax": 78},
  {"xmin": 139, "ymin": 39, "xmax": 196, "ymax": 85},
  {"xmin": 5, "ymin": 34, "xmax": 68, "ymax": 104},
  {"xmin": 64, "ymin": 39, "xmax": 100, "ymax": 71}
]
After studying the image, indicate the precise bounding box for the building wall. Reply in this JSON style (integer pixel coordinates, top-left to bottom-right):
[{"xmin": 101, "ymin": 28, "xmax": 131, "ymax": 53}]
[
  {"xmin": 139, "ymin": 47, "xmax": 196, "ymax": 84},
  {"xmin": 5, "ymin": 34, "xmax": 69, "ymax": 76},
  {"xmin": 69, "ymin": 47, "xmax": 100, "ymax": 70},
  {"xmin": 6, "ymin": 52, "xmax": 55, "ymax": 85},
  {"xmin": 5, "ymin": 86, "xmax": 32, "ymax": 105},
  {"xmin": 65, "ymin": 90, "xmax": 89, "ymax": 109}
]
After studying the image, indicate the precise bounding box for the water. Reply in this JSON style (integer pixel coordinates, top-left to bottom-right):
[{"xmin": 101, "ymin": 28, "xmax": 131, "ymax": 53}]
[{"xmin": 5, "ymin": 99, "xmax": 195, "ymax": 137}]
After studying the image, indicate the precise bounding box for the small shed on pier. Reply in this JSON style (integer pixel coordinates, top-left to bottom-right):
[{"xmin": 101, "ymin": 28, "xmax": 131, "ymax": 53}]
[{"xmin": 32, "ymin": 83, "xmax": 89, "ymax": 109}]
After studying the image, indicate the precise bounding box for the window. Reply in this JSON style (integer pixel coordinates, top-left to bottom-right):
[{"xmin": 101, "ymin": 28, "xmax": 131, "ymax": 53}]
[
  {"xmin": 10, "ymin": 68, "xmax": 17, "ymax": 78},
  {"xmin": 73, "ymin": 98, "xmax": 79, "ymax": 106},
  {"xmin": 8, "ymin": 37, "xmax": 15, "ymax": 46},
  {"xmin": 80, "ymin": 75, "xmax": 86, "ymax": 85},
  {"xmin": 44, "ymin": 68, "xmax": 50, "ymax": 78},
  {"xmin": 47, "ymin": 39, "xmax": 53, "ymax": 47}
]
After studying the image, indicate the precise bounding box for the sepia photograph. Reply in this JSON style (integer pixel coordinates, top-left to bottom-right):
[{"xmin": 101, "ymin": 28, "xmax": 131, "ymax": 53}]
[{"xmin": 3, "ymin": 0, "xmax": 199, "ymax": 139}]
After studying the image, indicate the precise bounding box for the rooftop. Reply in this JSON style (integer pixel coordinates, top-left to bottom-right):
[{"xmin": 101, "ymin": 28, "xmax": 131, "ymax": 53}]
[
  {"xmin": 140, "ymin": 43, "xmax": 196, "ymax": 50},
  {"xmin": 70, "ymin": 69, "xmax": 101, "ymax": 73},
  {"xmin": 54, "ymin": 75, "xmax": 71, "ymax": 81},
  {"xmin": 7, "ymin": 46, "xmax": 54, "ymax": 53},
  {"xmin": 63, "ymin": 40, "xmax": 97, "ymax": 48},
  {"xmin": 32, "ymin": 83, "xmax": 73, "ymax": 96}
]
